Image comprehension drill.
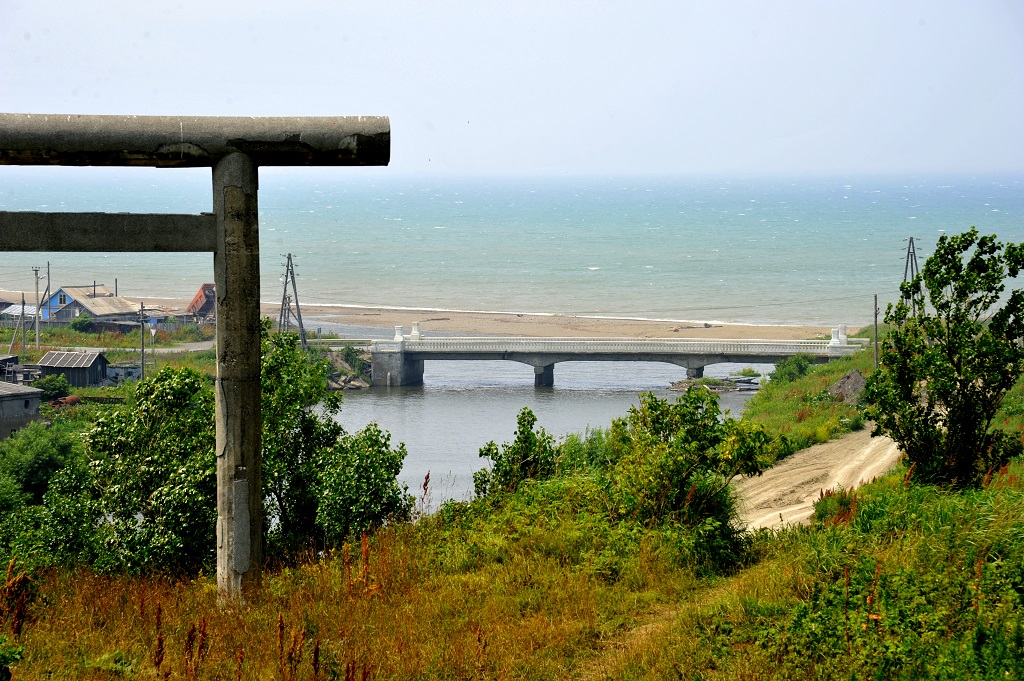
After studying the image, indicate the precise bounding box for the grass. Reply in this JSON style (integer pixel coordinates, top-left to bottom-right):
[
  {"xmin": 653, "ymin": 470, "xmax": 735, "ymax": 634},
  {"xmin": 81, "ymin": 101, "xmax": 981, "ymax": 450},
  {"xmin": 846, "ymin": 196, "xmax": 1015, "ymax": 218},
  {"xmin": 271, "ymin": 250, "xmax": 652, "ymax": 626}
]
[
  {"xmin": 743, "ymin": 349, "xmax": 873, "ymax": 454},
  {"xmin": 6, "ymin": 339, "xmax": 1024, "ymax": 678}
]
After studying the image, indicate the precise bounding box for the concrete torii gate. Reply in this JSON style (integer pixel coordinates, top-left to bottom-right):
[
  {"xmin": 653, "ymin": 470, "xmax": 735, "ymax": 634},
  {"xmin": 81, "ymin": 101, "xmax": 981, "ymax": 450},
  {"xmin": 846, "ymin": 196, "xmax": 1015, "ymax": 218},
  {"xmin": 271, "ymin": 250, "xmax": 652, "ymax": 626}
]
[{"xmin": 0, "ymin": 113, "xmax": 390, "ymax": 601}]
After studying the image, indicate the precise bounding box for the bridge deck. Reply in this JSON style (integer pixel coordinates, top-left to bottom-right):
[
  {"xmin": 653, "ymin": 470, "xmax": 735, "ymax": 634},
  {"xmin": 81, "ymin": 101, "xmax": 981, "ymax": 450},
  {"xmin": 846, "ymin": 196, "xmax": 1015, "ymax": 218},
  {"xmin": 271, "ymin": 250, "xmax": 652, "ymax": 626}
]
[{"xmin": 366, "ymin": 335, "xmax": 861, "ymax": 386}]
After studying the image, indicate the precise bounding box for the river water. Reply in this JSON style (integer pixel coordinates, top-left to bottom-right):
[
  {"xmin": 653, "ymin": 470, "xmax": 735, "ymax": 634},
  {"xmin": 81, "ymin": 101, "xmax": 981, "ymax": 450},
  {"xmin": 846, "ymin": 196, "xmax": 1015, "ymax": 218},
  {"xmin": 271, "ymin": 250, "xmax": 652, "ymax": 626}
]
[{"xmin": 323, "ymin": 322, "xmax": 766, "ymax": 502}]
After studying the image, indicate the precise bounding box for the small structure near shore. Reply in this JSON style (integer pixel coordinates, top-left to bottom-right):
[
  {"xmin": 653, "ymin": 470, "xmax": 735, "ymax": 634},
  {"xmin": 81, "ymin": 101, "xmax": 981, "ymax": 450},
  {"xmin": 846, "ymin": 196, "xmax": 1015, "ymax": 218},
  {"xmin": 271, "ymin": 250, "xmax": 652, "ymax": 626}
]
[
  {"xmin": 0, "ymin": 381, "xmax": 42, "ymax": 439},
  {"xmin": 37, "ymin": 351, "xmax": 109, "ymax": 387}
]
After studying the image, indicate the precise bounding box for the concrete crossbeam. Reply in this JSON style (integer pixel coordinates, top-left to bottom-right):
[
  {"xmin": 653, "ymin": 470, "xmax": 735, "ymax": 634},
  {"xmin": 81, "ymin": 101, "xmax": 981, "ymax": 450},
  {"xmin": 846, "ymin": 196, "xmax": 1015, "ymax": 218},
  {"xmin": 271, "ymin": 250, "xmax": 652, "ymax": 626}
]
[
  {"xmin": 0, "ymin": 113, "xmax": 390, "ymax": 167},
  {"xmin": 0, "ymin": 211, "xmax": 216, "ymax": 252}
]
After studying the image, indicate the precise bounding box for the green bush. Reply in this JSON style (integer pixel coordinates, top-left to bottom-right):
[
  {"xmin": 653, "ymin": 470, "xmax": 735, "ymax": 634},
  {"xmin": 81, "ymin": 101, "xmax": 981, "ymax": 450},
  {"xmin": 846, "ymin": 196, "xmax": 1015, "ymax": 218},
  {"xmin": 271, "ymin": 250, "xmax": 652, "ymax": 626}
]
[
  {"xmin": 474, "ymin": 407, "xmax": 556, "ymax": 498},
  {"xmin": 0, "ymin": 421, "xmax": 83, "ymax": 506},
  {"xmin": 607, "ymin": 389, "xmax": 775, "ymax": 529},
  {"xmin": 30, "ymin": 373, "xmax": 70, "ymax": 401},
  {"xmin": 68, "ymin": 312, "xmax": 93, "ymax": 333},
  {"xmin": 768, "ymin": 353, "xmax": 814, "ymax": 384},
  {"xmin": 315, "ymin": 423, "xmax": 413, "ymax": 543}
]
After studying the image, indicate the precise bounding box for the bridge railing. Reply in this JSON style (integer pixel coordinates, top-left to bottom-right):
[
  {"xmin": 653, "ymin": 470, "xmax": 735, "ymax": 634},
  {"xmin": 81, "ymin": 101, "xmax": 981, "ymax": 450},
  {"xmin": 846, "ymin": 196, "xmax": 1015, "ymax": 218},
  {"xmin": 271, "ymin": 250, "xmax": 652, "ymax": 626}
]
[{"xmin": 376, "ymin": 337, "xmax": 858, "ymax": 357}]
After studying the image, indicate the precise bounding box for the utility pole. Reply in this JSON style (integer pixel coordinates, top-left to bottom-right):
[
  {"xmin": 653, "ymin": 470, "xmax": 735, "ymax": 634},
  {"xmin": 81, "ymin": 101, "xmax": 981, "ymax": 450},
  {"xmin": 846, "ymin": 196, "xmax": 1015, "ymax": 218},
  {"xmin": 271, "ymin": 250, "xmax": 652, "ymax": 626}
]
[
  {"xmin": 903, "ymin": 237, "xmax": 920, "ymax": 316},
  {"xmin": 874, "ymin": 293, "xmax": 879, "ymax": 370},
  {"xmin": 140, "ymin": 302, "xmax": 145, "ymax": 381},
  {"xmin": 42, "ymin": 261, "xmax": 50, "ymax": 322},
  {"xmin": 277, "ymin": 253, "xmax": 307, "ymax": 349},
  {"xmin": 32, "ymin": 266, "xmax": 40, "ymax": 348}
]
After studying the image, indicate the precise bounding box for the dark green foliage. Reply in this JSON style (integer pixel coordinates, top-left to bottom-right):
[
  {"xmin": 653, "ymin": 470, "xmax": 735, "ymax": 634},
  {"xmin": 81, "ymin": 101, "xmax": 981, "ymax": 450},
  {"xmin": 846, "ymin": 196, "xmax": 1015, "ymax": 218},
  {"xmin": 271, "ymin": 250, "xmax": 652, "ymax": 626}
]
[
  {"xmin": 606, "ymin": 390, "xmax": 774, "ymax": 535},
  {"xmin": 86, "ymin": 367, "xmax": 216, "ymax": 574},
  {"xmin": 864, "ymin": 228, "xmax": 1024, "ymax": 488},
  {"xmin": 261, "ymin": 328, "xmax": 346, "ymax": 557},
  {"xmin": 769, "ymin": 353, "xmax": 814, "ymax": 384},
  {"xmin": 0, "ymin": 635, "xmax": 23, "ymax": 681},
  {"xmin": 68, "ymin": 312, "xmax": 93, "ymax": 333},
  {"xmin": 0, "ymin": 322, "xmax": 412, "ymax": 574},
  {"xmin": 0, "ymin": 421, "xmax": 82, "ymax": 506},
  {"xmin": 474, "ymin": 407, "xmax": 556, "ymax": 498},
  {"xmin": 315, "ymin": 423, "xmax": 412, "ymax": 543},
  {"xmin": 30, "ymin": 373, "xmax": 70, "ymax": 401}
]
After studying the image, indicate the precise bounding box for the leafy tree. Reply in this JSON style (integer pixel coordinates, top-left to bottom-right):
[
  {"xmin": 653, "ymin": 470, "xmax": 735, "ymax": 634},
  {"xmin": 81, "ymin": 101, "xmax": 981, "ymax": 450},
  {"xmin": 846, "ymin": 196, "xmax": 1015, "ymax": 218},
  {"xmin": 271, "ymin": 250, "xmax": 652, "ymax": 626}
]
[
  {"xmin": 86, "ymin": 367, "xmax": 216, "ymax": 574},
  {"xmin": 863, "ymin": 228, "xmax": 1024, "ymax": 488},
  {"xmin": 315, "ymin": 423, "xmax": 412, "ymax": 543},
  {"xmin": 30, "ymin": 374, "xmax": 70, "ymax": 401},
  {"xmin": 0, "ymin": 421, "xmax": 83, "ymax": 505},
  {"xmin": 68, "ymin": 312, "xmax": 93, "ymax": 333},
  {"xmin": 474, "ymin": 407, "xmax": 556, "ymax": 498},
  {"xmin": 607, "ymin": 389, "xmax": 774, "ymax": 528},
  {"xmin": 769, "ymin": 353, "xmax": 814, "ymax": 384}
]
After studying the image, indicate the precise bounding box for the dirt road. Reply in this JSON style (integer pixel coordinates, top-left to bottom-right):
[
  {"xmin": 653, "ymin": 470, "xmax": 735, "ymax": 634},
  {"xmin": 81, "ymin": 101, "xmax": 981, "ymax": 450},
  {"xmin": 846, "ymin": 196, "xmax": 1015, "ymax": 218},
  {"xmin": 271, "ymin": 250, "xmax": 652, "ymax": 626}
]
[{"xmin": 733, "ymin": 429, "xmax": 901, "ymax": 529}]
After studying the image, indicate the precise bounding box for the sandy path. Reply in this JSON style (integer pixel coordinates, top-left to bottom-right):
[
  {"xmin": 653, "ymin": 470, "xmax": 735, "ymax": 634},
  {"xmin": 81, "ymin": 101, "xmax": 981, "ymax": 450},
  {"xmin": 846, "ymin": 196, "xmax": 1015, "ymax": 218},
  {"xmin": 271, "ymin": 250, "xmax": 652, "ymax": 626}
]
[{"xmin": 733, "ymin": 429, "xmax": 901, "ymax": 529}]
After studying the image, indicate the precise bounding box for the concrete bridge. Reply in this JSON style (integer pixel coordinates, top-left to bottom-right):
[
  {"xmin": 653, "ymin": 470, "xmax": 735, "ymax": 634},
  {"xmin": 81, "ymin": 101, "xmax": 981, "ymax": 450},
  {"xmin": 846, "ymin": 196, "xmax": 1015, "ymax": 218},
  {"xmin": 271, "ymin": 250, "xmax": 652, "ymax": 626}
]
[{"xmin": 368, "ymin": 325, "xmax": 862, "ymax": 386}]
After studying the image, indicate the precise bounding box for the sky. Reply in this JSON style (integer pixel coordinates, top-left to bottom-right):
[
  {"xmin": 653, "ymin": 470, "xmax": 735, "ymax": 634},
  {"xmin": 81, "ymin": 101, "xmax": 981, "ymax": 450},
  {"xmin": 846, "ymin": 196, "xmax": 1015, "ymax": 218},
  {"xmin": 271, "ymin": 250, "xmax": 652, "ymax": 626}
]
[{"xmin": 1, "ymin": 0, "xmax": 1023, "ymax": 177}]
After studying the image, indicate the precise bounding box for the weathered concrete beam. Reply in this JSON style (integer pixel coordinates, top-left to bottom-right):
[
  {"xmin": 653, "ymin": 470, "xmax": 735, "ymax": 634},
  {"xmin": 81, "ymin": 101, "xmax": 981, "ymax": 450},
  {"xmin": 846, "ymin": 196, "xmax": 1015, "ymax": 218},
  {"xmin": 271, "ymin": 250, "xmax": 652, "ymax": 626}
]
[
  {"xmin": 0, "ymin": 114, "xmax": 390, "ymax": 168},
  {"xmin": 0, "ymin": 211, "xmax": 216, "ymax": 251}
]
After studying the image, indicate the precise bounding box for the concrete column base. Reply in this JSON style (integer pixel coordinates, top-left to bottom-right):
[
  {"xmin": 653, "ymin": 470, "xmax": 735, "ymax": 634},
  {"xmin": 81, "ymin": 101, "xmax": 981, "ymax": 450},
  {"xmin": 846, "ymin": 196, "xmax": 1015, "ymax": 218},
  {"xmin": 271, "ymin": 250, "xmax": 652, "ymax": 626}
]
[
  {"xmin": 371, "ymin": 348, "xmax": 424, "ymax": 386},
  {"xmin": 534, "ymin": 364, "xmax": 554, "ymax": 387},
  {"xmin": 687, "ymin": 366, "xmax": 705, "ymax": 379}
]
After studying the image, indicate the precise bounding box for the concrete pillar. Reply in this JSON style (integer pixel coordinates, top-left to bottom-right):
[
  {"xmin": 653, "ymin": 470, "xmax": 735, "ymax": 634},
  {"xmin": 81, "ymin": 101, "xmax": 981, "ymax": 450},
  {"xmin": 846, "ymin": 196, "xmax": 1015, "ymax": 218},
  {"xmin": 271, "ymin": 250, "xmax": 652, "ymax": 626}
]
[
  {"xmin": 410, "ymin": 322, "xmax": 421, "ymax": 340},
  {"xmin": 393, "ymin": 325, "xmax": 404, "ymax": 341},
  {"xmin": 687, "ymin": 366, "xmax": 704, "ymax": 379},
  {"xmin": 534, "ymin": 364, "xmax": 554, "ymax": 387},
  {"xmin": 370, "ymin": 346, "xmax": 424, "ymax": 386},
  {"xmin": 213, "ymin": 152, "xmax": 262, "ymax": 604}
]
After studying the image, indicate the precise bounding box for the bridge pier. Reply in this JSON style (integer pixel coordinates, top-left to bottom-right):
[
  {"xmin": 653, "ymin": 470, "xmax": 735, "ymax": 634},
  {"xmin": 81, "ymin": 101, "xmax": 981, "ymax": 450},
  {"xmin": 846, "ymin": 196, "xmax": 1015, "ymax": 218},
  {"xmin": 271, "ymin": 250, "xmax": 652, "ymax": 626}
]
[
  {"xmin": 370, "ymin": 344, "xmax": 424, "ymax": 386},
  {"xmin": 534, "ymin": 364, "xmax": 554, "ymax": 387},
  {"xmin": 687, "ymin": 366, "xmax": 705, "ymax": 379}
]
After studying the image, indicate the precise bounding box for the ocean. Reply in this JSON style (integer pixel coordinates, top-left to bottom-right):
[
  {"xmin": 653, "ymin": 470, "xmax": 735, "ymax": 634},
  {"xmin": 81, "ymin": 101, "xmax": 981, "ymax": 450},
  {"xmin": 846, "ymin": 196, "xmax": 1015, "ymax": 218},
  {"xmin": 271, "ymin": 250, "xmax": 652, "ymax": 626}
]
[
  {"xmin": 2, "ymin": 169, "xmax": 1021, "ymax": 326},
  {"xmin": 2, "ymin": 170, "xmax": 1022, "ymax": 499}
]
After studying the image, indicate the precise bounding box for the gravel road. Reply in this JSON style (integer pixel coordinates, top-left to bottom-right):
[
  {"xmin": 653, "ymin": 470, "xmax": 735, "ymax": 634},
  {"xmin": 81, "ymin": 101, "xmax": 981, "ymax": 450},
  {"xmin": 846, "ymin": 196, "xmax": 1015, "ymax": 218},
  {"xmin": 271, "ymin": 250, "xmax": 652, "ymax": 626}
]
[{"xmin": 733, "ymin": 429, "xmax": 901, "ymax": 529}]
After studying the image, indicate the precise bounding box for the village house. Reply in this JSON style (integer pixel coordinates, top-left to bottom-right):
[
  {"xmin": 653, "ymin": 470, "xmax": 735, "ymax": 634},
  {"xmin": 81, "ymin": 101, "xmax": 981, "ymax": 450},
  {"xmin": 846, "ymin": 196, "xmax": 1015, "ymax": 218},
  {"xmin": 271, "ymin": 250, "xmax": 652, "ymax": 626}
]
[
  {"xmin": 186, "ymin": 283, "xmax": 216, "ymax": 322},
  {"xmin": 0, "ymin": 381, "xmax": 42, "ymax": 439},
  {"xmin": 36, "ymin": 351, "xmax": 109, "ymax": 387},
  {"xmin": 39, "ymin": 284, "xmax": 117, "ymax": 320},
  {"xmin": 50, "ymin": 294, "xmax": 140, "ymax": 323}
]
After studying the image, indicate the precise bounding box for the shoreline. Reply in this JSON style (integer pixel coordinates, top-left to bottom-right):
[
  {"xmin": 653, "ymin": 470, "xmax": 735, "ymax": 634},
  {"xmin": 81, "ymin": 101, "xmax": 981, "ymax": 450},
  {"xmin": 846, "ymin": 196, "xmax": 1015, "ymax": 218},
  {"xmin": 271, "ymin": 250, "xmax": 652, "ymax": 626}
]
[{"xmin": 0, "ymin": 288, "xmax": 844, "ymax": 341}]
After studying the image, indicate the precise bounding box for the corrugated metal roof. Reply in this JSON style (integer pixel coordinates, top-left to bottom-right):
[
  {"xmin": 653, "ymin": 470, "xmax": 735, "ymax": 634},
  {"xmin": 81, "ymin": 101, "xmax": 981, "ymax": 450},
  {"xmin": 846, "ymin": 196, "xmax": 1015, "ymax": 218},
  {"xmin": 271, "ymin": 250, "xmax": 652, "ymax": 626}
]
[
  {"xmin": 0, "ymin": 382, "xmax": 42, "ymax": 397},
  {"xmin": 38, "ymin": 351, "xmax": 106, "ymax": 368},
  {"xmin": 1, "ymin": 304, "xmax": 38, "ymax": 316},
  {"xmin": 75, "ymin": 296, "xmax": 140, "ymax": 317},
  {"xmin": 61, "ymin": 285, "xmax": 113, "ymax": 299}
]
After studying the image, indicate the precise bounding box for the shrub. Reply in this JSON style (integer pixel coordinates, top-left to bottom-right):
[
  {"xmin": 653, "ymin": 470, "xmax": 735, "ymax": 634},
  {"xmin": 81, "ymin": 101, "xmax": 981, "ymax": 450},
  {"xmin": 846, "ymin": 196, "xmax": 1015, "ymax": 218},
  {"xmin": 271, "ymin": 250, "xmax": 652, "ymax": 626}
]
[
  {"xmin": 29, "ymin": 374, "xmax": 70, "ymax": 401},
  {"xmin": 606, "ymin": 389, "xmax": 775, "ymax": 530},
  {"xmin": 474, "ymin": 407, "xmax": 556, "ymax": 498},
  {"xmin": 68, "ymin": 312, "xmax": 93, "ymax": 333},
  {"xmin": 768, "ymin": 353, "xmax": 814, "ymax": 384}
]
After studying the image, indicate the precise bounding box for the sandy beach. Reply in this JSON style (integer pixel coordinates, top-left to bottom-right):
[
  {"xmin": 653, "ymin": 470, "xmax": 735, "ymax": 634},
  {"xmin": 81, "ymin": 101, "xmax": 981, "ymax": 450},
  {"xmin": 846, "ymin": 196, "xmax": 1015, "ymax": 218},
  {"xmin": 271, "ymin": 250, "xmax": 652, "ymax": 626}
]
[{"xmin": 0, "ymin": 288, "xmax": 841, "ymax": 341}]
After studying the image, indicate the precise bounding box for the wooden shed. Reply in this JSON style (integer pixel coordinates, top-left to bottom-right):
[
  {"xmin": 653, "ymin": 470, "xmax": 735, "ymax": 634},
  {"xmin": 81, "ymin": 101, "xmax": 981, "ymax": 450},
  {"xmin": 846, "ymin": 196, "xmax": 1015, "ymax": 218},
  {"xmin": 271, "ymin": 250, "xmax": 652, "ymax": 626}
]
[{"xmin": 36, "ymin": 351, "xmax": 109, "ymax": 387}]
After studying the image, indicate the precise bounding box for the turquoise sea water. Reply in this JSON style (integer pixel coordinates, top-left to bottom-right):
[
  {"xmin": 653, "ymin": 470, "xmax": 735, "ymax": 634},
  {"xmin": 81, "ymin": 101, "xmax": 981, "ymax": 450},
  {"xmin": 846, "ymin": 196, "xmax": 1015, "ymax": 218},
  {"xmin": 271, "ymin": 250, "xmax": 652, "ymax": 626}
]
[{"xmin": 2, "ymin": 169, "xmax": 1021, "ymax": 326}]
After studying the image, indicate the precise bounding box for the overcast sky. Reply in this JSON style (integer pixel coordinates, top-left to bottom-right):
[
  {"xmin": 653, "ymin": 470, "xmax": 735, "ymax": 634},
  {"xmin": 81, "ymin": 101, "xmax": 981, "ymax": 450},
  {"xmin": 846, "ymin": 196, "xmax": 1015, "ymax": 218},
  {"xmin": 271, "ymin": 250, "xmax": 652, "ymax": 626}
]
[{"xmin": 2, "ymin": 1, "xmax": 1022, "ymax": 177}]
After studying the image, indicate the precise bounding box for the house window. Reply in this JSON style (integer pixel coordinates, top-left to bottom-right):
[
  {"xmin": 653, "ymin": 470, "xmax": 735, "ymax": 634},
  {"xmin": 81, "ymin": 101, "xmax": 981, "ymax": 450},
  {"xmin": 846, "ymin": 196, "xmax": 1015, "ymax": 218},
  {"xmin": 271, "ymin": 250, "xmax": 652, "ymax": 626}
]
[{"xmin": 58, "ymin": 293, "xmax": 67, "ymax": 305}]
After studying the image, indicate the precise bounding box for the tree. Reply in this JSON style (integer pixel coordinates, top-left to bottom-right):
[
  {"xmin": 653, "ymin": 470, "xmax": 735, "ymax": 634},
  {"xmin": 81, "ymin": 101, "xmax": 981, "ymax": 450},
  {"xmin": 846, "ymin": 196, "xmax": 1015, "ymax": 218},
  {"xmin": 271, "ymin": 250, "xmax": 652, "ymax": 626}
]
[
  {"xmin": 30, "ymin": 374, "xmax": 70, "ymax": 401},
  {"xmin": 863, "ymin": 228, "xmax": 1024, "ymax": 489},
  {"xmin": 68, "ymin": 312, "xmax": 93, "ymax": 333},
  {"xmin": 473, "ymin": 407, "xmax": 556, "ymax": 498},
  {"xmin": 607, "ymin": 389, "xmax": 773, "ymax": 528},
  {"xmin": 86, "ymin": 367, "xmax": 217, "ymax": 574}
]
